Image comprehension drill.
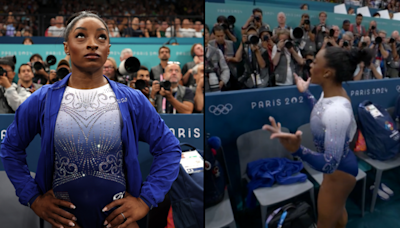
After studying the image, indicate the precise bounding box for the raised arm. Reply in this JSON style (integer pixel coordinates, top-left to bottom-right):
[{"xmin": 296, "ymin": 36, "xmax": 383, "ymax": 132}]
[
  {"xmin": 302, "ymin": 90, "xmax": 317, "ymax": 109},
  {"xmin": 293, "ymin": 105, "xmax": 351, "ymax": 174}
]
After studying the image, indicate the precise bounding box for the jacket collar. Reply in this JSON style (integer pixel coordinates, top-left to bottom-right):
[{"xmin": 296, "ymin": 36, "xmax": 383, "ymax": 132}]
[{"xmin": 50, "ymin": 73, "xmax": 119, "ymax": 90}]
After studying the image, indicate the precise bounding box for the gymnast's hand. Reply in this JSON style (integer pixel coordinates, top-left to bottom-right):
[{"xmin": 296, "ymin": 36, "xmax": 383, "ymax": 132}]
[
  {"xmin": 103, "ymin": 192, "xmax": 148, "ymax": 228},
  {"xmin": 262, "ymin": 116, "xmax": 302, "ymax": 153},
  {"xmin": 294, "ymin": 73, "xmax": 310, "ymax": 93},
  {"xmin": 31, "ymin": 189, "xmax": 78, "ymax": 228}
]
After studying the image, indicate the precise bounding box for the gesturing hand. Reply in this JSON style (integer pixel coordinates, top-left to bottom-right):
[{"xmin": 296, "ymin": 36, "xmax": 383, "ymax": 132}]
[
  {"xmin": 31, "ymin": 189, "xmax": 77, "ymax": 228},
  {"xmin": 103, "ymin": 192, "xmax": 149, "ymax": 228},
  {"xmin": 262, "ymin": 116, "xmax": 302, "ymax": 153},
  {"xmin": 294, "ymin": 73, "xmax": 310, "ymax": 93}
]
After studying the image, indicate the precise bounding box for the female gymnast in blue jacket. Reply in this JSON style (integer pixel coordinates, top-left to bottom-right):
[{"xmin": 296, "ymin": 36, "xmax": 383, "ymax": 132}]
[
  {"xmin": 1, "ymin": 11, "xmax": 181, "ymax": 228},
  {"xmin": 263, "ymin": 46, "xmax": 374, "ymax": 228}
]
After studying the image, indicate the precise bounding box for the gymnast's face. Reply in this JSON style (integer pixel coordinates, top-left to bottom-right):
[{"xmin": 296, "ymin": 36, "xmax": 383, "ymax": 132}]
[
  {"xmin": 309, "ymin": 49, "xmax": 331, "ymax": 85},
  {"xmin": 64, "ymin": 17, "xmax": 111, "ymax": 74}
]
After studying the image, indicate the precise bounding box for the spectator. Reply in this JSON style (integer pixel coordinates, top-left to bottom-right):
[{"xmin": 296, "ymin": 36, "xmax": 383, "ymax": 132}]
[
  {"xmin": 350, "ymin": 14, "xmax": 367, "ymax": 46},
  {"xmin": 29, "ymin": 54, "xmax": 49, "ymax": 85},
  {"xmin": 22, "ymin": 37, "xmax": 33, "ymax": 45},
  {"xmin": 179, "ymin": 19, "xmax": 196, "ymax": 37},
  {"xmin": 139, "ymin": 20, "xmax": 146, "ymax": 32},
  {"xmin": 209, "ymin": 25, "xmax": 237, "ymax": 78},
  {"xmin": 313, "ymin": 11, "xmax": 330, "ymax": 51},
  {"xmin": 15, "ymin": 30, "xmax": 22, "ymax": 37},
  {"xmin": 0, "ymin": 60, "xmax": 31, "ymax": 113},
  {"xmin": 124, "ymin": 17, "xmax": 144, "ymax": 37},
  {"xmin": 272, "ymin": 29, "xmax": 304, "ymax": 86},
  {"xmin": 18, "ymin": 63, "xmax": 42, "ymax": 93},
  {"xmin": 152, "ymin": 63, "xmax": 194, "ymax": 114},
  {"xmin": 340, "ymin": 31, "xmax": 355, "ymax": 50},
  {"xmin": 44, "ymin": 18, "xmax": 56, "ymax": 37},
  {"xmin": 300, "ymin": 4, "xmax": 309, "ymax": 10},
  {"xmin": 353, "ymin": 57, "xmax": 383, "ymax": 80},
  {"xmin": 194, "ymin": 20, "xmax": 203, "ymax": 38},
  {"xmin": 204, "ymin": 25, "xmax": 230, "ymax": 92},
  {"xmin": 5, "ymin": 13, "xmax": 16, "ymax": 37},
  {"xmin": 386, "ymin": 31, "xmax": 400, "ymax": 78},
  {"xmin": 192, "ymin": 63, "xmax": 204, "ymax": 113},
  {"xmin": 241, "ymin": 8, "xmax": 270, "ymax": 35},
  {"xmin": 157, "ymin": 21, "xmax": 169, "ymax": 38},
  {"xmin": 23, "ymin": 29, "xmax": 32, "ymax": 37},
  {"xmin": 348, "ymin": 7, "xmax": 355, "ymax": 15},
  {"xmin": 182, "ymin": 43, "xmax": 204, "ymax": 88},
  {"xmin": 48, "ymin": 16, "xmax": 65, "ymax": 37},
  {"xmin": 166, "ymin": 18, "xmax": 182, "ymax": 38},
  {"xmin": 107, "ymin": 20, "xmax": 120, "ymax": 37},
  {"xmin": 144, "ymin": 20, "xmax": 157, "ymax": 37},
  {"xmin": 150, "ymin": 46, "xmax": 171, "ymax": 81}
]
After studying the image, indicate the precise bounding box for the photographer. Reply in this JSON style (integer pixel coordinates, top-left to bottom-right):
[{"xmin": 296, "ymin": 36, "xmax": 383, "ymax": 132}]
[
  {"xmin": 298, "ymin": 51, "xmax": 314, "ymax": 81},
  {"xmin": 370, "ymin": 30, "xmax": 390, "ymax": 77},
  {"xmin": 313, "ymin": 11, "xmax": 330, "ymax": 51},
  {"xmin": 18, "ymin": 64, "xmax": 42, "ymax": 93},
  {"xmin": 367, "ymin": 21, "xmax": 380, "ymax": 42},
  {"xmin": 272, "ymin": 12, "xmax": 290, "ymax": 40},
  {"xmin": 385, "ymin": 35, "xmax": 400, "ymax": 78},
  {"xmin": 339, "ymin": 31, "xmax": 355, "ymax": 50},
  {"xmin": 321, "ymin": 26, "xmax": 341, "ymax": 49},
  {"xmin": 204, "ymin": 26, "xmax": 230, "ymax": 91},
  {"xmin": 230, "ymin": 26, "xmax": 268, "ymax": 88},
  {"xmin": 241, "ymin": 8, "xmax": 270, "ymax": 35},
  {"xmin": 0, "ymin": 60, "xmax": 31, "ymax": 113},
  {"xmin": 350, "ymin": 14, "xmax": 366, "ymax": 46},
  {"xmin": 29, "ymin": 53, "xmax": 49, "ymax": 85},
  {"xmin": 130, "ymin": 66, "xmax": 151, "ymax": 98},
  {"xmin": 210, "ymin": 16, "xmax": 237, "ymax": 43},
  {"xmin": 260, "ymin": 27, "xmax": 275, "ymax": 78},
  {"xmin": 151, "ymin": 63, "xmax": 194, "ymax": 114},
  {"xmin": 353, "ymin": 58, "xmax": 383, "ymax": 80},
  {"xmin": 299, "ymin": 13, "xmax": 316, "ymax": 55},
  {"xmin": 48, "ymin": 59, "xmax": 71, "ymax": 84},
  {"xmin": 209, "ymin": 25, "xmax": 237, "ymax": 78},
  {"xmin": 272, "ymin": 29, "xmax": 304, "ymax": 86}
]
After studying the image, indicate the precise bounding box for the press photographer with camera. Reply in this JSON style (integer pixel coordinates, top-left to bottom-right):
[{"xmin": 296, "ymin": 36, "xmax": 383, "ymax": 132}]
[
  {"xmin": 0, "ymin": 60, "xmax": 31, "ymax": 113},
  {"xmin": 204, "ymin": 26, "xmax": 230, "ymax": 92},
  {"xmin": 47, "ymin": 59, "xmax": 71, "ymax": 84},
  {"xmin": 298, "ymin": 51, "xmax": 314, "ymax": 81},
  {"xmin": 367, "ymin": 21, "xmax": 380, "ymax": 42},
  {"xmin": 260, "ymin": 27, "xmax": 275, "ymax": 78},
  {"xmin": 150, "ymin": 46, "xmax": 171, "ymax": 82},
  {"xmin": 370, "ymin": 30, "xmax": 390, "ymax": 76},
  {"xmin": 241, "ymin": 8, "xmax": 270, "ymax": 35},
  {"xmin": 209, "ymin": 25, "xmax": 237, "ymax": 78},
  {"xmin": 29, "ymin": 53, "xmax": 51, "ymax": 85},
  {"xmin": 230, "ymin": 26, "xmax": 268, "ymax": 88},
  {"xmin": 272, "ymin": 29, "xmax": 305, "ymax": 86},
  {"xmin": 210, "ymin": 16, "xmax": 237, "ymax": 43},
  {"xmin": 18, "ymin": 64, "xmax": 42, "ymax": 93},
  {"xmin": 130, "ymin": 66, "xmax": 151, "ymax": 98},
  {"xmin": 313, "ymin": 11, "xmax": 331, "ymax": 51},
  {"xmin": 339, "ymin": 32, "xmax": 355, "ymax": 50},
  {"xmin": 299, "ymin": 13, "xmax": 316, "ymax": 55},
  {"xmin": 385, "ymin": 34, "xmax": 400, "ymax": 78},
  {"xmin": 151, "ymin": 63, "xmax": 194, "ymax": 114},
  {"xmin": 272, "ymin": 12, "xmax": 291, "ymax": 40}
]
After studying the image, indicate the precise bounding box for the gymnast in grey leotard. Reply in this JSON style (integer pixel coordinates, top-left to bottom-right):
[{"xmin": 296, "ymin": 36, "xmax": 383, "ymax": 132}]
[{"xmin": 293, "ymin": 90, "xmax": 359, "ymax": 177}]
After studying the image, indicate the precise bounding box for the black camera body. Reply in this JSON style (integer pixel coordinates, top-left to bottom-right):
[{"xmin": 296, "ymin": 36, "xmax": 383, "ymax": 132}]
[
  {"xmin": 254, "ymin": 15, "xmax": 261, "ymax": 22},
  {"xmin": 285, "ymin": 40, "xmax": 294, "ymax": 49},
  {"xmin": 246, "ymin": 34, "xmax": 260, "ymax": 45},
  {"xmin": 160, "ymin": 80, "xmax": 171, "ymax": 91},
  {"xmin": 135, "ymin": 79, "xmax": 150, "ymax": 91},
  {"xmin": 371, "ymin": 26, "xmax": 376, "ymax": 30},
  {"xmin": 389, "ymin": 38, "xmax": 395, "ymax": 44},
  {"xmin": 33, "ymin": 55, "xmax": 57, "ymax": 74},
  {"xmin": 304, "ymin": 19, "xmax": 310, "ymax": 25},
  {"xmin": 343, "ymin": 41, "xmax": 349, "ymax": 47},
  {"xmin": 0, "ymin": 55, "xmax": 17, "ymax": 76},
  {"xmin": 375, "ymin": 36, "xmax": 383, "ymax": 44}
]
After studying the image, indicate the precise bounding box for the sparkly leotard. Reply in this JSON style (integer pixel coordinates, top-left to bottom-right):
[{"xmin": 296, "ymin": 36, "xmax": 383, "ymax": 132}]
[
  {"xmin": 53, "ymin": 84, "xmax": 125, "ymax": 227},
  {"xmin": 293, "ymin": 90, "xmax": 359, "ymax": 177}
]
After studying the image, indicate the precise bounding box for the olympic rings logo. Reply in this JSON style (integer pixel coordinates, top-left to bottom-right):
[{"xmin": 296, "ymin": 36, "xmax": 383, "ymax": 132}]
[{"xmin": 208, "ymin": 103, "xmax": 233, "ymax": 115}]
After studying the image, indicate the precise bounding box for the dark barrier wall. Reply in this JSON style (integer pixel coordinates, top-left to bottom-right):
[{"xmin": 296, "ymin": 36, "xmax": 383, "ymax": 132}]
[
  {"xmin": 0, "ymin": 114, "xmax": 204, "ymax": 180},
  {"xmin": 205, "ymin": 78, "xmax": 400, "ymax": 209}
]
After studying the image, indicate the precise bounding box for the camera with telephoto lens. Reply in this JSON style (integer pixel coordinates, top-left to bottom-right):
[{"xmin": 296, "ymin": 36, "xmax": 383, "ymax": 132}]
[
  {"xmin": 135, "ymin": 79, "xmax": 150, "ymax": 91},
  {"xmin": 33, "ymin": 55, "xmax": 57, "ymax": 74},
  {"xmin": 375, "ymin": 36, "xmax": 382, "ymax": 44},
  {"xmin": 343, "ymin": 41, "xmax": 349, "ymax": 47},
  {"xmin": 263, "ymin": 35, "xmax": 269, "ymax": 41},
  {"xmin": 329, "ymin": 29, "xmax": 335, "ymax": 37},
  {"xmin": 227, "ymin": 15, "xmax": 236, "ymax": 29},
  {"xmin": 0, "ymin": 55, "xmax": 17, "ymax": 76},
  {"xmin": 285, "ymin": 40, "xmax": 294, "ymax": 49},
  {"xmin": 246, "ymin": 34, "xmax": 259, "ymax": 45},
  {"xmin": 304, "ymin": 19, "xmax": 310, "ymax": 25},
  {"xmin": 389, "ymin": 38, "xmax": 395, "ymax": 44},
  {"xmin": 361, "ymin": 42, "xmax": 367, "ymax": 48},
  {"xmin": 160, "ymin": 80, "xmax": 171, "ymax": 91},
  {"xmin": 254, "ymin": 15, "xmax": 261, "ymax": 22},
  {"xmin": 371, "ymin": 26, "xmax": 376, "ymax": 30}
]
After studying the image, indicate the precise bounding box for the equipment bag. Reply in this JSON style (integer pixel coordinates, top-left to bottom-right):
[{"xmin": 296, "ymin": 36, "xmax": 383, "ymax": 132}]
[
  {"xmin": 266, "ymin": 201, "xmax": 316, "ymax": 228},
  {"xmin": 358, "ymin": 100, "xmax": 400, "ymax": 160}
]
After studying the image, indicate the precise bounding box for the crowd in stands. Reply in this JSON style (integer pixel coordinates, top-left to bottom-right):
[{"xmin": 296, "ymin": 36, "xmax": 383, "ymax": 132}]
[
  {"xmin": 0, "ymin": 0, "xmax": 204, "ymax": 37},
  {"xmin": 204, "ymin": 7, "xmax": 400, "ymax": 92},
  {"xmin": 0, "ymin": 42, "xmax": 204, "ymax": 114}
]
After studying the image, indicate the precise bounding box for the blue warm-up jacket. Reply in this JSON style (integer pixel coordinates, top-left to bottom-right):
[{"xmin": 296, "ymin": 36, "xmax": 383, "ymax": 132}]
[{"xmin": 0, "ymin": 73, "xmax": 182, "ymax": 210}]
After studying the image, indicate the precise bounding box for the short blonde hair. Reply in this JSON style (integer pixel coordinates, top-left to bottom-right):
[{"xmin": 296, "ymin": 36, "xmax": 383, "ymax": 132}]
[{"xmin": 106, "ymin": 57, "xmax": 117, "ymax": 70}]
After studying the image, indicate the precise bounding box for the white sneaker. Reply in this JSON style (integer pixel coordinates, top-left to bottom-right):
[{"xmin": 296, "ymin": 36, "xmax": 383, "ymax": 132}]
[
  {"xmin": 380, "ymin": 183, "xmax": 394, "ymax": 196},
  {"xmin": 370, "ymin": 185, "xmax": 390, "ymax": 200}
]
